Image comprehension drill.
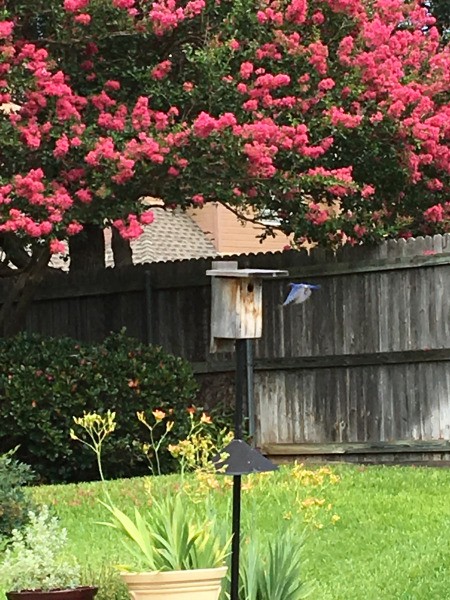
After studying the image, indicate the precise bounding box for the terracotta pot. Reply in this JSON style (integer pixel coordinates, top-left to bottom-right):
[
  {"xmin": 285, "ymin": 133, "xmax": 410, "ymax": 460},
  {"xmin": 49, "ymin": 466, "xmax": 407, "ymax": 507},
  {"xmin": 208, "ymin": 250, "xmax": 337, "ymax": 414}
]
[
  {"xmin": 6, "ymin": 587, "xmax": 98, "ymax": 600},
  {"xmin": 121, "ymin": 567, "xmax": 227, "ymax": 600}
]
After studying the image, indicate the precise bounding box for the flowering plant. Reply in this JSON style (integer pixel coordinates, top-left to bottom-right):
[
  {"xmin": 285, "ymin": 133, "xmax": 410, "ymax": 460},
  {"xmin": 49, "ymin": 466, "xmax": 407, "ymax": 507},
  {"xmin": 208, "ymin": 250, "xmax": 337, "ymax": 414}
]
[{"xmin": 0, "ymin": 0, "xmax": 448, "ymax": 264}]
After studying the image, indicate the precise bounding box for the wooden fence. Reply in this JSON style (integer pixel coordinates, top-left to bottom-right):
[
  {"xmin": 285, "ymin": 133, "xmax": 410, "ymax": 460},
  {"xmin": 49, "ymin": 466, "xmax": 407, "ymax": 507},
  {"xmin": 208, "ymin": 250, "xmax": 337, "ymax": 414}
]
[{"xmin": 2, "ymin": 234, "xmax": 450, "ymax": 463}]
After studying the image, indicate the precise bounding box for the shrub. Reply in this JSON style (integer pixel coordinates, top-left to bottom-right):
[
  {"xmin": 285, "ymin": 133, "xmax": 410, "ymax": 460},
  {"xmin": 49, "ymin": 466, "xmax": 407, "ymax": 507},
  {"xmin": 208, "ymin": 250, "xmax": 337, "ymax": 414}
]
[
  {"xmin": 0, "ymin": 331, "xmax": 199, "ymax": 483},
  {"xmin": 0, "ymin": 448, "xmax": 35, "ymax": 539}
]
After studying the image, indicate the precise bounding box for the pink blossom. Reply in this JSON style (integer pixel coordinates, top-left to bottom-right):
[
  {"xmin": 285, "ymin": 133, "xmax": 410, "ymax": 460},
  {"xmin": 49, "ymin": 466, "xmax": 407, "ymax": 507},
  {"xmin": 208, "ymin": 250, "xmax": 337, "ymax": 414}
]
[
  {"xmin": 328, "ymin": 106, "xmax": 363, "ymax": 128},
  {"xmin": 353, "ymin": 224, "xmax": 367, "ymax": 237},
  {"xmin": 132, "ymin": 97, "xmax": 151, "ymax": 130},
  {"xmin": 286, "ymin": 0, "xmax": 307, "ymax": 24},
  {"xmin": 66, "ymin": 222, "xmax": 83, "ymax": 235},
  {"xmin": 306, "ymin": 203, "xmax": 329, "ymax": 225},
  {"xmin": 240, "ymin": 62, "xmax": 254, "ymax": 80},
  {"xmin": 64, "ymin": 0, "xmax": 90, "ymax": 12},
  {"xmin": 113, "ymin": 0, "xmax": 135, "ymax": 7},
  {"xmin": 151, "ymin": 60, "xmax": 172, "ymax": 80},
  {"xmin": 0, "ymin": 21, "xmax": 14, "ymax": 37},
  {"xmin": 318, "ymin": 78, "xmax": 336, "ymax": 91},
  {"xmin": 75, "ymin": 189, "xmax": 93, "ymax": 203},
  {"xmin": 74, "ymin": 13, "xmax": 91, "ymax": 25},
  {"xmin": 192, "ymin": 194, "xmax": 205, "ymax": 205},
  {"xmin": 423, "ymin": 204, "xmax": 444, "ymax": 223},
  {"xmin": 140, "ymin": 210, "xmax": 155, "ymax": 224},
  {"xmin": 229, "ymin": 39, "xmax": 240, "ymax": 50},
  {"xmin": 105, "ymin": 80, "xmax": 121, "ymax": 90},
  {"xmin": 113, "ymin": 215, "xmax": 143, "ymax": 239},
  {"xmin": 54, "ymin": 135, "xmax": 70, "ymax": 158},
  {"xmin": 184, "ymin": 0, "xmax": 205, "ymax": 18},
  {"xmin": 50, "ymin": 239, "xmax": 67, "ymax": 254},
  {"xmin": 40, "ymin": 221, "xmax": 53, "ymax": 235},
  {"xmin": 361, "ymin": 184, "xmax": 375, "ymax": 197},
  {"xmin": 311, "ymin": 11, "xmax": 325, "ymax": 24},
  {"xmin": 183, "ymin": 81, "xmax": 194, "ymax": 92},
  {"xmin": 193, "ymin": 112, "xmax": 218, "ymax": 138},
  {"xmin": 426, "ymin": 178, "xmax": 443, "ymax": 191}
]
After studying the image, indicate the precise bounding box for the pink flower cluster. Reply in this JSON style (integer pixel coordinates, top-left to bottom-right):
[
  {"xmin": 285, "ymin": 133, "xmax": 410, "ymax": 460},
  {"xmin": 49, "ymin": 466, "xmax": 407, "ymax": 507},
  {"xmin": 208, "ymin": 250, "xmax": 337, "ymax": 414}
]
[{"xmin": 112, "ymin": 212, "xmax": 154, "ymax": 239}]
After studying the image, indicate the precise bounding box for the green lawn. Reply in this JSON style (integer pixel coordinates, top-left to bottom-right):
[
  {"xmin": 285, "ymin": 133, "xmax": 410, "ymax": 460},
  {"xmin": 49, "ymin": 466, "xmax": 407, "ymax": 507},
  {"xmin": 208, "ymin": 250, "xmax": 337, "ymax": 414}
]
[{"xmin": 3, "ymin": 464, "xmax": 450, "ymax": 600}]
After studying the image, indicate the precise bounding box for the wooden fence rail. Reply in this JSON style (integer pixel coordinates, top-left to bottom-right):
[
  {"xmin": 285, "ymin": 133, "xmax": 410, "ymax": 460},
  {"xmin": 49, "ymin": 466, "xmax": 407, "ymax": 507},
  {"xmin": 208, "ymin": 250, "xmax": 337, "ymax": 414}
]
[{"xmin": 1, "ymin": 234, "xmax": 449, "ymax": 463}]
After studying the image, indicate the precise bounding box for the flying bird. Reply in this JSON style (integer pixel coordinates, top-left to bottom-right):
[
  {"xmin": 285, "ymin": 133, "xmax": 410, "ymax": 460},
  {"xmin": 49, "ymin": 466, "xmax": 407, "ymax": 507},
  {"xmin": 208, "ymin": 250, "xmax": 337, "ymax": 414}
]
[{"xmin": 282, "ymin": 283, "xmax": 321, "ymax": 306}]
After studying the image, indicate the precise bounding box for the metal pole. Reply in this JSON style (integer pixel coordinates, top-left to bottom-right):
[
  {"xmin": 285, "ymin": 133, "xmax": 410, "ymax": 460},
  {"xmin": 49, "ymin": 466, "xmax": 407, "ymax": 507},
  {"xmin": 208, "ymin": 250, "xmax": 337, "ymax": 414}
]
[
  {"xmin": 230, "ymin": 474, "xmax": 242, "ymax": 600},
  {"xmin": 234, "ymin": 339, "xmax": 246, "ymax": 439},
  {"xmin": 246, "ymin": 339, "xmax": 255, "ymax": 445},
  {"xmin": 230, "ymin": 339, "xmax": 247, "ymax": 600}
]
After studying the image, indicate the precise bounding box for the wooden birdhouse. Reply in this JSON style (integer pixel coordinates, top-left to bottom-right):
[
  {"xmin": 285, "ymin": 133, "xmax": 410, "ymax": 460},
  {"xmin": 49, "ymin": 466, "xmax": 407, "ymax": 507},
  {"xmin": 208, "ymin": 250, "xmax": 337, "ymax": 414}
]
[{"xmin": 207, "ymin": 261, "xmax": 288, "ymax": 352}]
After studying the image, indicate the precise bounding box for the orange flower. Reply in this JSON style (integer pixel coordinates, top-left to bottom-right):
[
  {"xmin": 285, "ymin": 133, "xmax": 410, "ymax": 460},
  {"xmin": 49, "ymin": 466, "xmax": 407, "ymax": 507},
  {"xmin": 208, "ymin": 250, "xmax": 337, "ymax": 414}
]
[
  {"xmin": 128, "ymin": 379, "xmax": 139, "ymax": 388},
  {"xmin": 187, "ymin": 406, "xmax": 196, "ymax": 415},
  {"xmin": 152, "ymin": 409, "xmax": 166, "ymax": 421}
]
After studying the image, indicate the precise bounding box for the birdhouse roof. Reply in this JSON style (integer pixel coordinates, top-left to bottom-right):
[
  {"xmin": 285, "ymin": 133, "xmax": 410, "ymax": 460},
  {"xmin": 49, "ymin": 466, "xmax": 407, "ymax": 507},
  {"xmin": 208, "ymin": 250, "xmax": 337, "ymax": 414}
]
[{"xmin": 206, "ymin": 268, "xmax": 288, "ymax": 278}]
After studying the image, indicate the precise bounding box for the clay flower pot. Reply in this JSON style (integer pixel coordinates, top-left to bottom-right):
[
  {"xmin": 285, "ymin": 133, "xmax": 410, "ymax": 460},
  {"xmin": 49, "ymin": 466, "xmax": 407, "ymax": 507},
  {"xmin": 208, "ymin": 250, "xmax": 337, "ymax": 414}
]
[
  {"xmin": 121, "ymin": 567, "xmax": 227, "ymax": 600},
  {"xmin": 6, "ymin": 587, "xmax": 98, "ymax": 600}
]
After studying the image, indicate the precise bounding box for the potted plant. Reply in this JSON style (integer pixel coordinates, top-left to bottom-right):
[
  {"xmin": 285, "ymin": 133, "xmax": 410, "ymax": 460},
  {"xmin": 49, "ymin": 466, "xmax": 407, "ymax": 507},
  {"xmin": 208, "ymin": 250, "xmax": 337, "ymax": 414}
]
[
  {"xmin": 0, "ymin": 505, "xmax": 98, "ymax": 600},
  {"xmin": 71, "ymin": 411, "xmax": 229, "ymax": 600},
  {"xmin": 103, "ymin": 491, "xmax": 228, "ymax": 600}
]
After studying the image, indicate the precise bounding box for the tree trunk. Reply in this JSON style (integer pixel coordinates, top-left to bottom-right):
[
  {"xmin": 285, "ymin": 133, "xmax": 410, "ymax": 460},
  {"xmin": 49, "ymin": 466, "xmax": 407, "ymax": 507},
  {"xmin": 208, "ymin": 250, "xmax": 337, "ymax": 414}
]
[
  {"xmin": 68, "ymin": 223, "xmax": 105, "ymax": 273},
  {"xmin": 0, "ymin": 244, "xmax": 51, "ymax": 338},
  {"xmin": 111, "ymin": 227, "xmax": 133, "ymax": 267}
]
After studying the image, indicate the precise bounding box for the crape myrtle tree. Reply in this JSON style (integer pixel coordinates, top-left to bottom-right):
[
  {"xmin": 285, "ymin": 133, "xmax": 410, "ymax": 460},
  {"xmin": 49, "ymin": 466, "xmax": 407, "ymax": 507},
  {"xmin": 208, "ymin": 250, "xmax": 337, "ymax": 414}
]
[{"xmin": 0, "ymin": 0, "xmax": 449, "ymax": 334}]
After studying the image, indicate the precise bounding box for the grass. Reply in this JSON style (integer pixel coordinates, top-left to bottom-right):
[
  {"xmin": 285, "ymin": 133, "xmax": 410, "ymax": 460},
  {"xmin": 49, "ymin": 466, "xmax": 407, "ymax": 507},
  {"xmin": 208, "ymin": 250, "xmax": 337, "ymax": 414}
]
[{"xmin": 3, "ymin": 463, "xmax": 450, "ymax": 599}]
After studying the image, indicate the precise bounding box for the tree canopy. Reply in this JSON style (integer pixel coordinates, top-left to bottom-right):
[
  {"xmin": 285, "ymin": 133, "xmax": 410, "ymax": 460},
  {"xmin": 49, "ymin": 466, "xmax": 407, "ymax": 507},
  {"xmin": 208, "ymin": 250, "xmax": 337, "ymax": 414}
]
[{"xmin": 0, "ymin": 0, "xmax": 449, "ymax": 263}]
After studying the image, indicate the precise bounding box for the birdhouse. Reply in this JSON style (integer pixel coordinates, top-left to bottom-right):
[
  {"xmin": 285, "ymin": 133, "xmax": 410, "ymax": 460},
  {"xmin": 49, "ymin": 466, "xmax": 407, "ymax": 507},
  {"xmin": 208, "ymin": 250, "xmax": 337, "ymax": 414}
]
[{"xmin": 207, "ymin": 261, "xmax": 288, "ymax": 352}]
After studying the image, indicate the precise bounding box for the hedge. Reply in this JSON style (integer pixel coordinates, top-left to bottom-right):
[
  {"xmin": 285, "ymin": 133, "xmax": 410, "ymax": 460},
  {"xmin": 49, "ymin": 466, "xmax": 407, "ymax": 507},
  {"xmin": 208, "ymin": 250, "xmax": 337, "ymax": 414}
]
[{"xmin": 0, "ymin": 331, "xmax": 199, "ymax": 483}]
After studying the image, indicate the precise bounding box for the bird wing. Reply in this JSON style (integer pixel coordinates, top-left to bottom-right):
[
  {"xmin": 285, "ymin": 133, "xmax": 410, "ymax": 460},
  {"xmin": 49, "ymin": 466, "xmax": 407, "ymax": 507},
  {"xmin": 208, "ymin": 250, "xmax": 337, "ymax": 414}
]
[{"xmin": 283, "ymin": 285, "xmax": 301, "ymax": 306}]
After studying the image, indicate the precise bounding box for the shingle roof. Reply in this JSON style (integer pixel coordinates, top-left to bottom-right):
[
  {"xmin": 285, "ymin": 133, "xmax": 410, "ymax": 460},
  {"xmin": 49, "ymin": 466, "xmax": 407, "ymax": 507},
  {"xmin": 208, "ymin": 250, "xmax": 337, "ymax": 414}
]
[
  {"xmin": 105, "ymin": 207, "xmax": 218, "ymax": 265},
  {"xmin": 48, "ymin": 207, "xmax": 218, "ymax": 270}
]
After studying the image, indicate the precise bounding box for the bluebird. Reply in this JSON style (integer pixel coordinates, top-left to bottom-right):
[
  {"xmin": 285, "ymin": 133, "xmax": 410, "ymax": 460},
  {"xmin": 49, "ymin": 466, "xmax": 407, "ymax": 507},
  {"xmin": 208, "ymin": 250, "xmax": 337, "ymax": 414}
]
[{"xmin": 282, "ymin": 283, "xmax": 321, "ymax": 306}]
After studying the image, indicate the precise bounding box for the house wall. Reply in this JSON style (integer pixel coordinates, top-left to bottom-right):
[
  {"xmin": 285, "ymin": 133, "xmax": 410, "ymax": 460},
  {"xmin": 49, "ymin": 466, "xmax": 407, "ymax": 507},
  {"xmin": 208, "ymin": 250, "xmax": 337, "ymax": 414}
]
[{"xmin": 188, "ymin": 203, "xmax": 290, "ymax": 254}]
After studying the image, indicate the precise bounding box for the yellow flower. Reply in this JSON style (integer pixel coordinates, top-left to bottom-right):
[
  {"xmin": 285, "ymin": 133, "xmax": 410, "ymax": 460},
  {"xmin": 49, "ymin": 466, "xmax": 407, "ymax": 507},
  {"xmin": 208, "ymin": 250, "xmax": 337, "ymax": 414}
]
[
  {"xmin": 331, "ymin": 514, "xmax": 340, "ymax": 524},
  {"xmin": 166, "ymin": 421, "xmax": 174, "ymax": 432},
  {"xmin": 152, "ymin": 409, "xmax": 166, "ymax": 421},
  {"xmin": 200, "ymin": 413, "xmax": 212, "ymax": 424}
]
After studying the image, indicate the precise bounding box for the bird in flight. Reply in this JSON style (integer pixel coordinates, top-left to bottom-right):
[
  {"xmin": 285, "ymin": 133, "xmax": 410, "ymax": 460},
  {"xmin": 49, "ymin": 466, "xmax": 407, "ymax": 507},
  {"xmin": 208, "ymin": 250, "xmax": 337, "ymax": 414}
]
[{"xmin": 282, "ymin": 283, "xmax": 321, "ymax": 306}]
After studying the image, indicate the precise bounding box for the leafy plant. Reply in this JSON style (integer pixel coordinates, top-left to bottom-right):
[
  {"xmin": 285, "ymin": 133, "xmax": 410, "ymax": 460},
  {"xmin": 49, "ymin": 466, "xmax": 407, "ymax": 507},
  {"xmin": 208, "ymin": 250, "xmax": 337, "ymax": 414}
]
[
  {"xmin": 0, "ymin": 448, "xmax": 35, "ymax": 539},
  {"xmin": 237, "ymin": 532, "xmax": 313, "ymax": 600},
  {"xmin": 0, "ymin": 505, "xmax": 81, "ymax": 592}
]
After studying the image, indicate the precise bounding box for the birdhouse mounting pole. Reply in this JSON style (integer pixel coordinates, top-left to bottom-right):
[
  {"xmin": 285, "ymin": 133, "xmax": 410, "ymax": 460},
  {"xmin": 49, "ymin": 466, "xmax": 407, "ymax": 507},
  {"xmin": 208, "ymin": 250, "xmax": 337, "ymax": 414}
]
[
  {"xmin": 230, "ymin": 338, "xmax": 247, "ymax": 600},
  {"xmin": 207, "ymin": 263, "xmax": 289, "ymax": 600}
]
